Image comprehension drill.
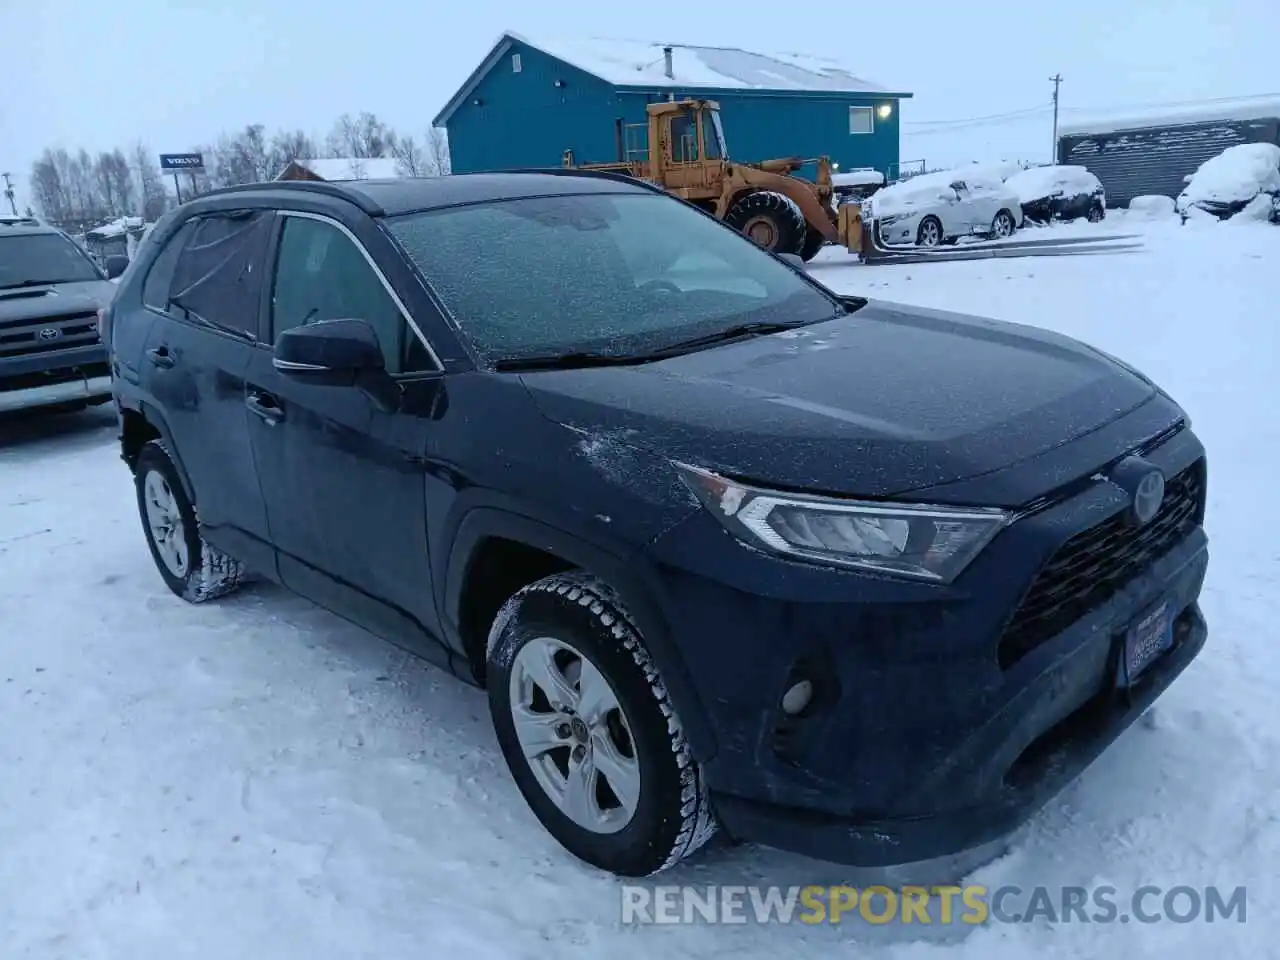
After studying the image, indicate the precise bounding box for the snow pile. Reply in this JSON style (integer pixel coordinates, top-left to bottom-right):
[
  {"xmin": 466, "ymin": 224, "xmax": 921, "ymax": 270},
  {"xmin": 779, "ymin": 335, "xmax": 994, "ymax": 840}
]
[
  {"xmin": 1178, "ymin": 143, "xmax": 1280, "ymax": 207},
  {"xmin": 1004, "ymin": 165, "xmax": 1102, "ymax": 203},
  {"xmin": 1127, "ymin": 195, "xmax": 1178, "ymax": 219},
  {"xmin": 86, "ymin": 215, "xmax": 145, "ymax": 240},
  {"xmin": 510, "ymin": 32, "xmax": 894, "ymax": 92}
]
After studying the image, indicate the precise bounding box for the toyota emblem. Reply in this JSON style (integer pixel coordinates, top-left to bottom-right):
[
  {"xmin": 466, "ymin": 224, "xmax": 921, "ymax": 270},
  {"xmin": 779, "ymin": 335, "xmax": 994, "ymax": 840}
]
[
  {"xmin": 1132, "ymin": 469, "xmax": 1165, "ymax": 525},
  {"xmin": 38, "ymin": 327, "xmax": 60, "ymax": 341}
]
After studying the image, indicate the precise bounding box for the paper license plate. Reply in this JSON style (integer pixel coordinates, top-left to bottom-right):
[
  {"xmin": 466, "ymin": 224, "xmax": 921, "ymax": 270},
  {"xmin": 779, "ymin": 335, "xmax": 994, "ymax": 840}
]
[{"xmin": 1118, "ymin": 600, "xmax": 1174, "ymax": 688}]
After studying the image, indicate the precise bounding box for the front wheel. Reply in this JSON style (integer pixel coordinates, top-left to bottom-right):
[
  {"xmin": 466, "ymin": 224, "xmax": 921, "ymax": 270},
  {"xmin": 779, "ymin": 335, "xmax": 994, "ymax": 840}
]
[
  {"xmin": 723, "ymin": 191, "xmax": 807, "ymax": 256},
  {"xmin": 916, "ymin": 216, "xmax": 943, "ymax": 247},
  {"xmin": 991, "ymin": 209, "xmax": 1017, "ymax": 238},
  {"xmin": 1087, "ymin": 204, "xmax": 1104, "ymax": 223},
  {"xmin": 486, "ymin": 572, "xmax": 717, "ymax": 876}
]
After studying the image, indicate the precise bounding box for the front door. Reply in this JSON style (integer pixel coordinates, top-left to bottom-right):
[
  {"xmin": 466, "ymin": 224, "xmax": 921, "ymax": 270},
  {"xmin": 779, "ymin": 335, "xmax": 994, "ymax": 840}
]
[
  {"xmin": 139, "ymin": 210, "xmax": 275, "ymax": 573},
  {"xmin": 244, "ymin": 211, "xmax": 445, "ymax": 655}
]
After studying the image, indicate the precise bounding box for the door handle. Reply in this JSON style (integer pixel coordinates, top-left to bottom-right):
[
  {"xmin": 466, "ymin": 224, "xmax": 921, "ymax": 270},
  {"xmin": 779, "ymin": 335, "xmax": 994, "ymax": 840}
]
[
  {"xmin": 246, "ymin": 391, "xmax": 284, "ymax": 424},
  {"xmin": 146, "ymin": 346, "xmax": 175, "ymax": 368}
]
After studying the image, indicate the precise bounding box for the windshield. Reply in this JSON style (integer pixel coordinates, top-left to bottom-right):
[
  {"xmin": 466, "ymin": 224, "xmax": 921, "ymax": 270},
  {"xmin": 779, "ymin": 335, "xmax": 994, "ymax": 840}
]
[
  {"xmin": 709, "ymin": 110, "xmax": 728, "ymax": 159},
  {"xmin": 0, "ymin": 233, "xmax": 103, "ymax": 287},
  {"xmin": 385, "ymin": 192, "xmax": 838, "ymax": 364}
]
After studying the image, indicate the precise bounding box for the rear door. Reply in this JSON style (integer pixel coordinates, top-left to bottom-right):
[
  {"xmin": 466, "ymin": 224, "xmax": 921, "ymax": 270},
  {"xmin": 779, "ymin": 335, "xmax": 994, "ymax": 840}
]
[
  {"xmin": 139, "ymin": 210, "xmax": 275, "ymax": 573},
  {"xmin": 243, "ymin": 210, "xmax": 444, "ymax": 655}
]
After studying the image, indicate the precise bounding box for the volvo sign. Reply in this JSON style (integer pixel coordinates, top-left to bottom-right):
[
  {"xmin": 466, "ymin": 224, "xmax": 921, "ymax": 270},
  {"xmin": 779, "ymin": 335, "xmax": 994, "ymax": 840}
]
[{"xmin": 158, "ymin": 152, "xmax": 205, "ymax": 173}]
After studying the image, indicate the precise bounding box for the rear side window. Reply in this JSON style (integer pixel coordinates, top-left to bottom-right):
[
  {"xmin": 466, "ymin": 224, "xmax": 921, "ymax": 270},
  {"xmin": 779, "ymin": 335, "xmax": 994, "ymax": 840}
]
[
  {"xmin": 142, "ymin": 220, "xmax": 196, "ymax": 310},
  {"xmin": 169, "ymin": 211, "xmax": 273, "ymax": 339}
]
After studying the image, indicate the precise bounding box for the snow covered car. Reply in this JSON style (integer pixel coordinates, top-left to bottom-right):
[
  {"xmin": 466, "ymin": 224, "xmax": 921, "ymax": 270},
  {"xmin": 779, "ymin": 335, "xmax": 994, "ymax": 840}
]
[
  {"xmin": 1005, "ymin": 165, "xmax": 1106, "ymax": 224},
  {"xmin": 1175, "ymin": 143, "xmax": 1280, "ymax": 222},
  {"xmin": 831, "ymin": 169, "xmax": 885, "ymax": 204},
  {"xmin": 870, "ymin": 167, "xmax": 1023, "ymax": 247}
]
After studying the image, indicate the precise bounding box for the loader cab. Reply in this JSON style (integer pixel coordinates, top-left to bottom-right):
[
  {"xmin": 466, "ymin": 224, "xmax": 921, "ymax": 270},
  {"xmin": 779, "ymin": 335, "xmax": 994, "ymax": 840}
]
[{"xmin": 648, "ymin": 99, "xmax": 727, "ymax": 197}]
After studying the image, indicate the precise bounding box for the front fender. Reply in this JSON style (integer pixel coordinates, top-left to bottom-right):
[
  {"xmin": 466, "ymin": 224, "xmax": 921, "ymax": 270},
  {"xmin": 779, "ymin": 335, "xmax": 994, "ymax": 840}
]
[{"xmin": 439, "ymin": 504, "xmax": 718, "ymax": 763}]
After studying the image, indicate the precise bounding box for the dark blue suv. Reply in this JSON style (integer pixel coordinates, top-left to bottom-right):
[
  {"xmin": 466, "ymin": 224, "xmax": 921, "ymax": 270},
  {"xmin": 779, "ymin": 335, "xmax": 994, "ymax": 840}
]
[{"xmin": 105, "ymin": 172, "xmax": 1209, "ymax": 878}]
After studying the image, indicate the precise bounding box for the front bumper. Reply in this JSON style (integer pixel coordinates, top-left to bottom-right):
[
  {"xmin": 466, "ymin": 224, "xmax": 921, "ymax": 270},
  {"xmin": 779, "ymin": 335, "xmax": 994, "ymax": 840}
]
[
  {"xmin": 0, "ymin": 345, "xmax": 112, "ymax": 413},
  {"xmin": 644, "ymin": 424, "xmax": 1208, "ymax": 866}
]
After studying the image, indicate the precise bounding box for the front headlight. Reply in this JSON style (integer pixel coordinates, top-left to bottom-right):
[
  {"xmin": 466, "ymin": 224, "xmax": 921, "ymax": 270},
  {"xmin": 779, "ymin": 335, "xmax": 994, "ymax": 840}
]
[{"xmin": 676, "ymin": 463, "xmax": 1011, "ymax": 583}]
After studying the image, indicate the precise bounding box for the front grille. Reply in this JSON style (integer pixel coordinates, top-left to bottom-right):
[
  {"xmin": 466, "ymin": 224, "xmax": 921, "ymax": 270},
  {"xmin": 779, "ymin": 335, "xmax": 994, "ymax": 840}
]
[
  {"xmin": 0, "ymin": 311, "xmax": 99, "ymax": 358},
  {"xmin": 997, "ymin": 458, "xmax": 1205, "ymax": 669}
]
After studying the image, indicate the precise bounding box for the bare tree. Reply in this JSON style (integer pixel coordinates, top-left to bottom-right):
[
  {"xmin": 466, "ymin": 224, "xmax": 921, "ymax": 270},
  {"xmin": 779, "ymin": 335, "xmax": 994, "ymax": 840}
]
[
  {"xmin": 30, "ymin": 149, "xmax": 70, "ymax": 223},
  {"xmin": 211, "ymin": 124, "xmax": 272, "ymax": 187},
  {"xmin": 392, "ymin": 135, "xmax": 426, "ymax": 176},
  {"xmin": 94, "ymin": 150, "xmax": 135, "ymax": 218},
  {"xmin": 268, "ymin": 129, "xmax": 317, "ymax": 176},
  {"xmin": 131, "ymin": 142, "xmax": 169, "ymax": 220},
  {"xmin": 327, "ymin": 112, "xmax": 398, "ymax": 158},
  {"xmin": 427, "ymin": 127, "xmax": 452, "ymax": 176}
]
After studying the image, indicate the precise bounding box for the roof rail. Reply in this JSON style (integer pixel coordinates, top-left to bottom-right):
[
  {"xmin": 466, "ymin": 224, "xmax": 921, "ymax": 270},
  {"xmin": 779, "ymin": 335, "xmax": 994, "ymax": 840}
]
[
  {"xmin": 188, "ymin": 179, "xmax": 385, "ymax": 216},
  {"xmin": 487, "ymin": 166, "xmax": 668, "ymax": 196},
  {"xmin": 0, "ymin": 215, "xmax": 42, "ymax": 226}
]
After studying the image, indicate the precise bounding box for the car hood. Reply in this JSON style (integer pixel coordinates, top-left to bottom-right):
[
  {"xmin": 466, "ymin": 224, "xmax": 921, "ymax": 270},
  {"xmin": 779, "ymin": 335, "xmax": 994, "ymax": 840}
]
[
  {"xmin": 519, "ymin": 301, "xmax": 1158, "ymax": 502},
  {"xmin": 0, "ymin": 279, "xmax": 116, "ymax": 322}
]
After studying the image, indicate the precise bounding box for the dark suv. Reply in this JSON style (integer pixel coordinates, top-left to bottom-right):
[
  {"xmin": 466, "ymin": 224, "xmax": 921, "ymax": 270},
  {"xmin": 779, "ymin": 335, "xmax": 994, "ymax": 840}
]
[
  {"xmin": 1, "ymin": 217, "xmax": 127, "ymax": 414},
  {"xmin": 106, "ymin": 173, "xmax": 1209, "ymax": 878}
]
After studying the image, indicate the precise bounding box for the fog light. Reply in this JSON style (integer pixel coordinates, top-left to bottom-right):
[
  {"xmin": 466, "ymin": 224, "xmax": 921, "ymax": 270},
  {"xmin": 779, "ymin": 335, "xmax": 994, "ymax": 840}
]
[{"xmin": 781, "ymin": 680, "xmax": 814, "ymax": 716}]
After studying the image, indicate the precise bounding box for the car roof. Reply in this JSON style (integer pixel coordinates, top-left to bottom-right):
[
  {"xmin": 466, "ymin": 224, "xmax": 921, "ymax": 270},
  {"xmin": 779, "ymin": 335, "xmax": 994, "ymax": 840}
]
[{"xmin": 196, "ymin": 169, "xmax": 658, "ymax": 218}]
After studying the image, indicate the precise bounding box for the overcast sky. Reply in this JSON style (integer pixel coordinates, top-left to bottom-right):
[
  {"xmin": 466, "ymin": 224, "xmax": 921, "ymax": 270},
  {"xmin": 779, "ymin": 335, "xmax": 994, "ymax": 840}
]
[{"xmin": 3, "ymin": 0, "xmax": 1277, "ymax": 210}]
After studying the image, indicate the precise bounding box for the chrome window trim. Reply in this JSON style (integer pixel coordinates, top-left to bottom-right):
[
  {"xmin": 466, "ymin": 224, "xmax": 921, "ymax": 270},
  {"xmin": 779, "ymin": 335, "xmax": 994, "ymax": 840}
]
[{"xmin": 274, "ymin": 209, "xmax": 444, "ymax": 372}]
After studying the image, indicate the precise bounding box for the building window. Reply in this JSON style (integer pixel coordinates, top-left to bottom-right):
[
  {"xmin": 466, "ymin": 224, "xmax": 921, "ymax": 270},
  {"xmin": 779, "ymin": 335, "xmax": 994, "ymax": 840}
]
[
  {"xmin": 511, "ymin": 53, "xmax": 522, "ymax": 73},
  {"xmin": 849, "ymin": 106, "xmax": 874, "ymax": 135}
]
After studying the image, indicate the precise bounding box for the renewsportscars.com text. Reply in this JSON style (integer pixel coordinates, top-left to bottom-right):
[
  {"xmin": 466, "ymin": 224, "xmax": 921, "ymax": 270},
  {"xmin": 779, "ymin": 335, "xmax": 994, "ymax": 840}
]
[{"xmin": 621, "ymin": 884, "xmax": 1247, "ymax": 926}]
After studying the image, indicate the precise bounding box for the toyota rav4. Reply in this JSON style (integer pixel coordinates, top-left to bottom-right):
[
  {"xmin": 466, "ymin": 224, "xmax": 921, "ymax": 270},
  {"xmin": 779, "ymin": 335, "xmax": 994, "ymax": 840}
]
[{"xmin": 105, "ymin": 172, "xmax": 1209, "ymax": 878}]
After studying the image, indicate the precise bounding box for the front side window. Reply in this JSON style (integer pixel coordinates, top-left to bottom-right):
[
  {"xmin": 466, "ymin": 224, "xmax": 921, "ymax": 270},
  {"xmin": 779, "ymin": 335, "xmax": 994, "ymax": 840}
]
[
  {"xmin": 386, "ymin": 192, "xmax": 839, "ymax": 364},
  {"xmin": 0, "ymin": 233, "xmax": 103, "ymax": 288},
  {"xmin": 670, "ymin": 113, "xmax": 698, "ymax": 162},
  {"xmin": 143, "ymin": 220, "xmax": 196, "ymax": 309},
  {"xmin": 271, "ymin": 216, "xmax": 411, "ymax": 372}
]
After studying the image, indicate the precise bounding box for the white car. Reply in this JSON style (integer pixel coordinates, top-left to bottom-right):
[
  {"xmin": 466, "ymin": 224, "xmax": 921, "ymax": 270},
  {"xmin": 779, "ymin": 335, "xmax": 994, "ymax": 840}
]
[{"xmin": 869, "ymin": 166, "xmax": 1024, "ymax": 247}]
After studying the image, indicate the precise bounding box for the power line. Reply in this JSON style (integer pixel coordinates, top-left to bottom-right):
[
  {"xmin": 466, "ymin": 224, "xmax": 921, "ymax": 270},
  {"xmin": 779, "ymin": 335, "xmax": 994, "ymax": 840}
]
[{"xmin": 904, "ymin": 105, "xmax": 1051, "ymax": 128}]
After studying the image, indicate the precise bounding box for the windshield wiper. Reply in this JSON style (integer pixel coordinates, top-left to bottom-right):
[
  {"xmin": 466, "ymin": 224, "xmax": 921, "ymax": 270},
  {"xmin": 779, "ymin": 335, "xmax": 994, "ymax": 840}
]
[
  {"xmin": 0, "ymin": 278, "xmax": 72, "ymax": 289},
  {"xmin": 645, "ymin": 319, "xmax": 813, "ymax": 356},
  {"xmin": 493, "ymin": 351, "xmax": 647, "ymax": 372}
]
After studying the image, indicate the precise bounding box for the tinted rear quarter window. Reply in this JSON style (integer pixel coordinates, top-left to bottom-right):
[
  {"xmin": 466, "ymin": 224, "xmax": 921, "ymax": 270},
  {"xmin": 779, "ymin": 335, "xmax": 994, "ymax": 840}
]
[{"xmin": 142, "ymin": 220, "xmax": 196, "ymax": 309}]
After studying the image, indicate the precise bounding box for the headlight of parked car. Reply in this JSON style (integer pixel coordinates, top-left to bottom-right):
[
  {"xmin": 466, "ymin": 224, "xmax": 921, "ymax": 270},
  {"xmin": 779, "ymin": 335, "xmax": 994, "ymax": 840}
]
[{"xmin": 676, "ymin": 463, "xmax": 1011, "ymax": 582}]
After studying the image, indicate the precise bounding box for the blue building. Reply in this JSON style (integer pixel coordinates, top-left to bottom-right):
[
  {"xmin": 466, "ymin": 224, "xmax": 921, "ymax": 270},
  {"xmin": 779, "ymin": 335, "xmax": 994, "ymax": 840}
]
[{"xmin": 434, "ymin": 33, "xmax": 912, "ymax": 180}]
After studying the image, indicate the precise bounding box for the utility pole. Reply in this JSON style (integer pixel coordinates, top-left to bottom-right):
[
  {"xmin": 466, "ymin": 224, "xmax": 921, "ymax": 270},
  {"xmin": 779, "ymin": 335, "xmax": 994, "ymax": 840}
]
[
  {"xmin": 1, "ymin": 172, "xmax": 17, "ymax": 216},
  {"xmin": 1049, "ymin": 74, "xmax": 1064, "ymax": 162}
]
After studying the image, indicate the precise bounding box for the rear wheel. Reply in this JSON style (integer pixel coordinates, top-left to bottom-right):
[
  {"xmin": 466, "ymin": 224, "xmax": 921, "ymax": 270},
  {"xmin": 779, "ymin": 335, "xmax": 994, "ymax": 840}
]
[
  {"xmin": 1087, "ymin": 204, "xmax": 1104, "ymax": 223},
  {"xmin": 916, "ymin": 216, "xmax": 943, "ymax": 247},
  {"xmin": 134, "ymin": 440, "xmax": 245, "ymax": 603},
  {"xmin": 487, "ymin": 572, "xmax": 717, "ymax": 876},
  {"xmin": 723, "ymin": 191, "xmax": 806, "ymax": 256}
]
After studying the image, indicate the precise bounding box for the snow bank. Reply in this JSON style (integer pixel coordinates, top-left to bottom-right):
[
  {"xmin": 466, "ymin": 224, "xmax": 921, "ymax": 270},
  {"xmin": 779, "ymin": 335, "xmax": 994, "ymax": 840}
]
[
  {"xmin": 1127, "ymin": 195, "xmax": 1177, "ymax": 219},
  {"xmin": 1004, "ymin": 165, "xmax": 1102, "ymax": 203},
  {"xmin": 1179, "ymin": 143, "xmax": 1280, "ymax": 207}
]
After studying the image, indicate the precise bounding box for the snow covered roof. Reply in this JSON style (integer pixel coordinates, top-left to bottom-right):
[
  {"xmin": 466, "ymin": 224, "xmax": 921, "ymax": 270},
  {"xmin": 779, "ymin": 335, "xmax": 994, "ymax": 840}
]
[
  {"xmin": 832, "ymin": 170, "xmax": 885, "ymax": 187},
  {"xmin": 1059, "ymin": 94, "xmax": 1280, "ymax": 138},
  {"xmin": 86, "ymin": 216, "xmax": 145, "ymax": 239},
  {"xmin": 292, "ymin": 157, "xmax": 403, "ymax": 181},
  {"xmin": 1004, "ymin": 165, "xmax": 1102, "ymax": 203},
  {"xmin": 434, "ymin": 31, "xmax": 909, "ymax": 126}
]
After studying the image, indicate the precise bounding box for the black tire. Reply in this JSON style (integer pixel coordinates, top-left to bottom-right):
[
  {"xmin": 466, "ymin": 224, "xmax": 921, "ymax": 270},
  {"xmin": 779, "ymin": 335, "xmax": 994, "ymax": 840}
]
[
  {"xmin": 1087, "ymin": 204, "xmax": 1104, "ymax": 223},
  {"xmin": 799, "ymin": 226, "xmax": 826, "ymax": 261},
  {"xmin": 723, "ymin": 191, "xmax": 806, "ymax": 255},
  {"xmin": 486, "ymin": 572, "xmax": 717, "ymax": 877},
  {"xmin": 991, "ymin": 209, "xmax": 1017, "ymax": 239},
  {"xmin": 134, "ymin": 439, "xmax": 245, "ymax": 603},
  {"xmin": 916, "ymin": 215, "xmax": 944, "ymax": 247}
]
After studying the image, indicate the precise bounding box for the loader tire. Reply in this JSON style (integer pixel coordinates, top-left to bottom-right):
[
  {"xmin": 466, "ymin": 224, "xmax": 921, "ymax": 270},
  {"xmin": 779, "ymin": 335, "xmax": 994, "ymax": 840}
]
[
  {"xmin": 724, "ymin": 192, "xmax": 806, "ymax": 255},
  {"xmin": 799, "ymin": 226, "xmax": 826, "ymax": 261}
]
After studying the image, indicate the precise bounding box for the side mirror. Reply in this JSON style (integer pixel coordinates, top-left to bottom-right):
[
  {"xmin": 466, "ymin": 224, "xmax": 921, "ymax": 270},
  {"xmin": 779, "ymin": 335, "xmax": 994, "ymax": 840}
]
[
  {"xmin": 949, "ymin": 181, "xmax": 965, "ymax": 192},
  {"xmin": 104, "ymin": 255, "xmax": 129, "ymax": 279},
  {"xmin": 778, "ymin": 252, "xmax": 806, "ymax": 271},
  {"xmin": 273, "ymin": 318, "xmax": 385, "ymax": 383}
]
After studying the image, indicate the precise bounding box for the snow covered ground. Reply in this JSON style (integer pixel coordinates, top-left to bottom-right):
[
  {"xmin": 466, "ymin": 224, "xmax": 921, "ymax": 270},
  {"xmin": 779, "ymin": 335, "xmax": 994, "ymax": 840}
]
[{"xmin": 2, "ymin": 215, "xmax": 1276, "ymax": 959}]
